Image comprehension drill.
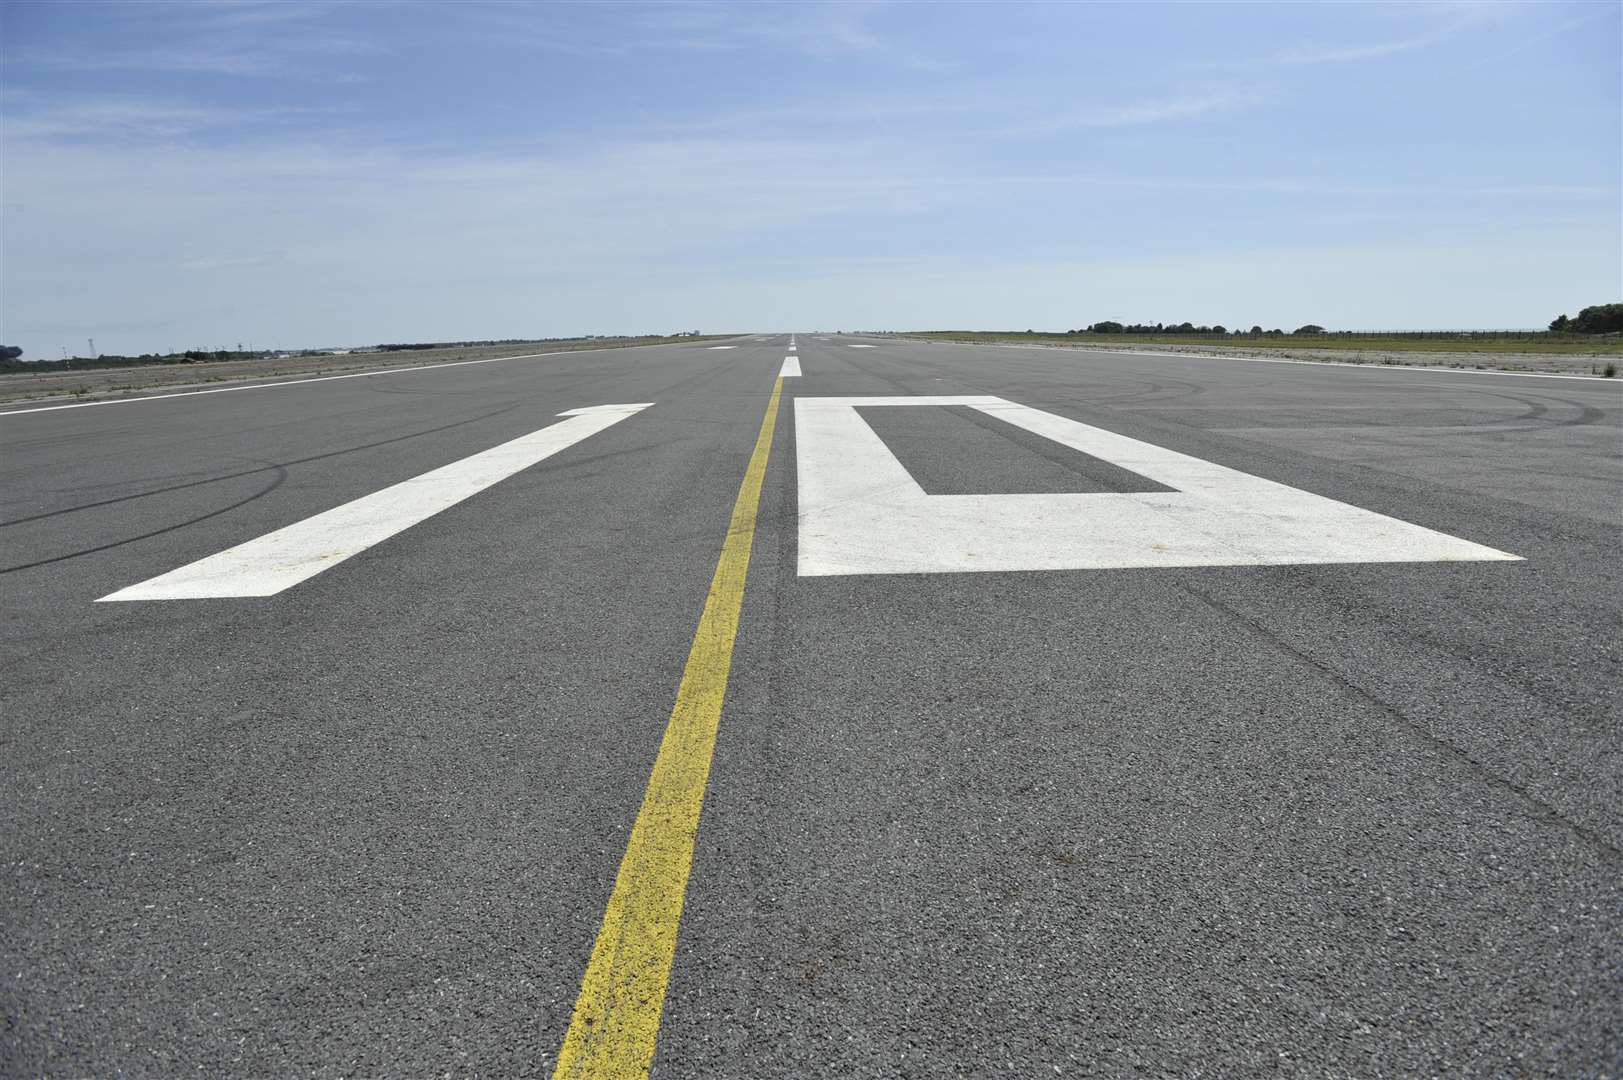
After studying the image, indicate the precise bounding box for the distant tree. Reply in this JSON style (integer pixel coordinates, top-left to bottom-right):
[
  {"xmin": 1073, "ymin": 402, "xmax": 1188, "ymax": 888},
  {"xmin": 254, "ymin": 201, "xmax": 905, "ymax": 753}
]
[
  {"xmin": 0, "ymin": 345, "xmax": 21, "ymax": 360},
  {"xmin": 1571, "ymin": 303, "xmax": 1623, "ymax": 333},
  {"xmin": 1211, "ymin": 325, "xmax": 1226, "ymax": 335},
  {"xmin": 1089, "ymin": 321, "xmax": 1125, "ymax": 334},
  {"xmin": 1249, "ymin": 325, "xmax": 1263, "ymax": 335},
  {"xmin": 1293, "ymin": 324, "xmax": 1327, "ymax": 334},
  {"xmin": 1549, "ymin": 314, "xmax": 1571, "ymax": 331},
  {"xmin": 1268, "ymin": 328, "xmax": 1285, "ymax": 336}
]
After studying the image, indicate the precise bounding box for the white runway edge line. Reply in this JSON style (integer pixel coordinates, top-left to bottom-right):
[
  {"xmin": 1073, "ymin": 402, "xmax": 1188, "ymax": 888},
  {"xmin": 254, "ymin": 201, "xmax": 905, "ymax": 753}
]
[
  {"xmin": 848, "ymin": 344, "xmax": 878, "ymax": 348},
  {"xmin": 780, "ymin": 357, "xmax": 802, "ymax": 377},
  {"xmin": 0, "ymin": 340, "xmax": 707, "ymax": 417},
  {"xmin": 98, "ymin": 403, "xmax": 653, "ymax": 601},
  {"xmin": 707, "ymin": 346, "xmax": 738, "ymax": 350},
  {"xmin": 795, "ymin": 396, "xmax": 1522, "ymax": 575},
  {"xmin": 971, "ymin": 342, "xmax": 1617, "ymax": 383}
]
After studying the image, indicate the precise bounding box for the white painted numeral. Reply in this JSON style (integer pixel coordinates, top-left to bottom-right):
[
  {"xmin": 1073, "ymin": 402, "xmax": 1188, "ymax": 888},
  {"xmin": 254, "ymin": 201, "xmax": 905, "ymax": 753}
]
[{"xmin": 794, "ymin": 396, "xmax": 1520, "ymax": 576}]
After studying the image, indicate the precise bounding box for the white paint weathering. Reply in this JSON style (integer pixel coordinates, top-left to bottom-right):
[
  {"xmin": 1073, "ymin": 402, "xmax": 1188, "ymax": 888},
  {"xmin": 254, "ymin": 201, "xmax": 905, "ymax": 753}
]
[
  {"xmin": 100, "ymin": 403, "xmax": 655, "ymax": 600},
  {"xmin": 794, "ymin": 396, "xmax": 1520, "ymax": 576}
]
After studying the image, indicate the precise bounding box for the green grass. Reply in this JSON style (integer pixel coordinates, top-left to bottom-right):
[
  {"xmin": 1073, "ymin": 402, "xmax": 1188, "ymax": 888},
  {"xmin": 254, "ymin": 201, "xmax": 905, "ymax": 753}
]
[{"xmin": 902, "ymin": 330, "xmax": 1623, "ymax": 356}]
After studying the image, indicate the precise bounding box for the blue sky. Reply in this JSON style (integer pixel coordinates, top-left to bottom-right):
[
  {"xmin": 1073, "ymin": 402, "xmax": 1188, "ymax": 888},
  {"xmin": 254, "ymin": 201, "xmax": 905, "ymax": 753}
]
[{"xmin": 2, "ymin": 0, "xmax": 1618, "ymax": 356}]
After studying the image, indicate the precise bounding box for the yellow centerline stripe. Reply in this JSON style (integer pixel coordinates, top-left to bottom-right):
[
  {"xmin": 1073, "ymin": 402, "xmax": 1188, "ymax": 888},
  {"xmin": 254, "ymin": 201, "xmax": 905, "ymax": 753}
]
[{"xmin": 552, "ymin": 375, "xmax": 785, "ymax": 1079}]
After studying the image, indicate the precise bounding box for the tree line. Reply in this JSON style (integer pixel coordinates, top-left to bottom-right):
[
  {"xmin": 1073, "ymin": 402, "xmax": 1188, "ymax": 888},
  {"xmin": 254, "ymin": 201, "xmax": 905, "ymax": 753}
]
[
  {"xmin": 1072, "ymin": 323, "xmax": 1324, "ymax": 336},
  {"xmin": 1548, "ymin": 304, "xmax": 1623, "ymax": 333},
  {"xmin": 1072, "ymin": 303, "xmax": 1622, "ymax": 337}
]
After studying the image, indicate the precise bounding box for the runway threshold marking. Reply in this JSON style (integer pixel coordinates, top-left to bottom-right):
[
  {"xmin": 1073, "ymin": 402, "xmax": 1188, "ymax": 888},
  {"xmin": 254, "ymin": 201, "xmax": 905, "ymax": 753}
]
[
  {"xmin": 552, "ymin": 376, "xmax": 784, "ymax": 1079},
  {"xmin": 780, "ymin": 356, "xmax": 802, "ymax": 377},
  {"xmin": 98, "ymin": 403, "xmax": 653, "ymax": 600},
  {"xmin": 796, "ymin": 395, "xmax": 1522, "ymax": 575}
]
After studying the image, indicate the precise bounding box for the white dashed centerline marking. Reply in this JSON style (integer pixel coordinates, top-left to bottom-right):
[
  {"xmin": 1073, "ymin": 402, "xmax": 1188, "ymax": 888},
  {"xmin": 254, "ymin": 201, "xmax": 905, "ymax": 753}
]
[
  {"xmin": 780, "ymin": 357, "xmax": 802, "ymax": 377},
  {"xmin": 99, "ymin": 403, "xmax": 654, "ymax": 600},
  {"xmin": 707, "ymin": 346, "xmax": 737, "ymax": 350},
  {"xmin": 848, "ymin": 344, "xmax": 877, "ymax": 348}
]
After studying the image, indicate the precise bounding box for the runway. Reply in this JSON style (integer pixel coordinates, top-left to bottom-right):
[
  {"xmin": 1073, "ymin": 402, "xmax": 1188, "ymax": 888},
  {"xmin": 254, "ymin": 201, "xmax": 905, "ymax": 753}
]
[{"xmin": 3, "ymin": 333, "xmax": 1618, "ymax": 1077}]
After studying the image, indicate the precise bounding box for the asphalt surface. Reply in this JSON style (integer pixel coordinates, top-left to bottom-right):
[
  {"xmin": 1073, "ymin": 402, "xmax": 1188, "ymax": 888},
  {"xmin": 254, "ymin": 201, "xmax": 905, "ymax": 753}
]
[{"xmin": 2, "ymin": 334, "xmax": 1619, "ymax": 1078}]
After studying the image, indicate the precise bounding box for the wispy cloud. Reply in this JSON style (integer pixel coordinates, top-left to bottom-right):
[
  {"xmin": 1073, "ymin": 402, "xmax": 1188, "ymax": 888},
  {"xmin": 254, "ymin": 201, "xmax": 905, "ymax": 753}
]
[
  {"xmin": 1249, "ymin": 6, "xmax": 1495, "ymax": 67},
  {"xmin": 449, "ymin": 0, "xmax": 939, "ymax": 66},
  {"xmin": 648, "ymin": 85, "xmax": 1262, "ymax": 145},
  {"xmin": 1267, "ymin": 28, "xmax": 1456, "ymax": 66},
  {"xmin": 42, "ymin": 38, "xmax": 381, "ymax": 78},
  {"xmin": 190, "ymin": 0, "xmax": 349, "ymax": 28},
  {"xmin": 1046, "ymin": 88, "xmax": 1262, "ymax": 131},
  {"xmin": 1, "ymin": 93, "xmax": 344, "ymax": 141},
  {"xmin": 1461, "ymin": 5, "xmax": 1619, "ymax": 70},
  {"xmin": 27, "ymin": 0, "xmax": 381, "ymax": 79}
]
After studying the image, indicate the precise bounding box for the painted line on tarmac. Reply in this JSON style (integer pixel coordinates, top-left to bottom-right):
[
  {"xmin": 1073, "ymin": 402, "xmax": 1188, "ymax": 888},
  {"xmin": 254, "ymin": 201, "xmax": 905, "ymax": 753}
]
[
  {"xmin": 0, "ymin": 340, "xmax": 717, "ymax": 417},
  {"xmin": 552, "ymin": 376, "xmax": 784, "ymax": 1080},
  {"xmin": 795, "ymin": 395, "xmax": 1521, "ymax": 575},
  {"xmin": 780, "ymin": 356, "xmax": 802, "ymax": 377},
  {"xmin": 706, "ymin": 346, "xmax": 738, "ymax": 350},
  {"xmin": 97, "ymin": 403, "xmax": 652, "ymax": 600},
  {"xmin": 972, "ymin": 342, "xmax": 1618, "ymax": 382},
  {"xmin": 848, "ymin": 344, "xmax": 878, "ymax": 348}
]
